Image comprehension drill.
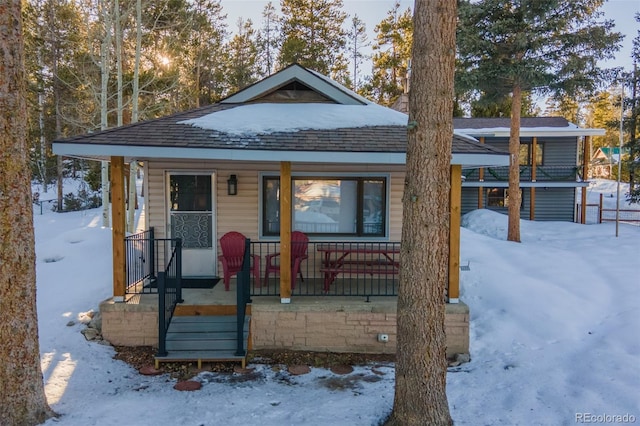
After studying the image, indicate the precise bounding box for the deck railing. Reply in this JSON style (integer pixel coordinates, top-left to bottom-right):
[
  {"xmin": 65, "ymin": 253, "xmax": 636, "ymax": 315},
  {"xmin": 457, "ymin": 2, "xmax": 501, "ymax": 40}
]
[
  {"xmin": 250, "ymin": 241, "xmax": 402, "ymax": 300},
  {"xmin": 235, "ymin": 238, "xmax": 252, "ymax": 357},
  {"xmin": 156, "ymin": 238, "xmax": 182, "ymax": 357},
  {"xmin": 125, "ymin": 228, "xmax": 155, "ymax": 294},
  {"xmin": 463, "ymin": 165, "xmax": 581, "ymax": 182}
]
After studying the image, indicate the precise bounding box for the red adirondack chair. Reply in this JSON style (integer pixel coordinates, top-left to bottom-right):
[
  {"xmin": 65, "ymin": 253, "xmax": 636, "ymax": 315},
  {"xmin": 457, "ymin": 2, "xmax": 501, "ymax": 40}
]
[
  {"xmin": 218, "ymin": 231, "xmax": 260, "ymax": 291},
  {"xmin": 264, "ymin": 231, "xmax": 309, "ymax": 289}
]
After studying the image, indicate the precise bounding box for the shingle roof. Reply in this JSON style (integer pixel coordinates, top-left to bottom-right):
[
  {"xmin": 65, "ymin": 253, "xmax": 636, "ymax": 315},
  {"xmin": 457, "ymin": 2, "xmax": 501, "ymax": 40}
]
[
  {"xmin": 55, "ymin": 103, "xmax": 506, "ymax": 157},
  {"xmin": 453, "ymin": 116, "xmax": 571, "ymax": 129}
]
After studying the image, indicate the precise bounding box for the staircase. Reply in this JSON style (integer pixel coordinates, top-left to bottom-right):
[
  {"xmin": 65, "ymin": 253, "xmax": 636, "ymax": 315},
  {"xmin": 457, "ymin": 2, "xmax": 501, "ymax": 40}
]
[{"xmin": 155, "ymin": 315, "xmax": 250, "ymax": 369}]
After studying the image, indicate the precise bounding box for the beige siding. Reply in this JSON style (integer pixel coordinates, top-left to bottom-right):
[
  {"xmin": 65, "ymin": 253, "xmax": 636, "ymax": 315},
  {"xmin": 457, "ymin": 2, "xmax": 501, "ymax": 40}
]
[{"xmin": 146, "ymin": 159, "xmax": 406, "ymax": 243}]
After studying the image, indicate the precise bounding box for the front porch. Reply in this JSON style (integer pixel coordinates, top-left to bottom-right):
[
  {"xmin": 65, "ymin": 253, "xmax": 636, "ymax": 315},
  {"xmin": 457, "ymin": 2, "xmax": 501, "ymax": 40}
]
[{"xmin": 100, "ymin": 279, "xmax": 470, "ymax": 361}]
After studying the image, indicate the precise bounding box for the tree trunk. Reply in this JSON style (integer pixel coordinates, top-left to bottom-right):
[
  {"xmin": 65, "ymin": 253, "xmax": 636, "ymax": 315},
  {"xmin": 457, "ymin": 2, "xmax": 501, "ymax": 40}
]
[
  {"xmin": 508, "ymin": 84, "xmax": 522, "ymax": 242},
  {"xmin": 0, "ymin": 2, "xmax": 55, "ymax": 424},
  {"xmin": 385, "ymin": 1, "xmax": 456, "ymax": 425},
  {"xmin": 100, "ymin": 0, "xmax": 111, "ymax": 227}
]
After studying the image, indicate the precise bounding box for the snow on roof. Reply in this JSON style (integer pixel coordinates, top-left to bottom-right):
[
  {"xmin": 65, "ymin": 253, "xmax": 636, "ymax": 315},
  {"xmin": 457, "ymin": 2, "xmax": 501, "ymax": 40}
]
[{"xmin": 178, "ymin": 103, "xmax": 408, "ymax": 136}]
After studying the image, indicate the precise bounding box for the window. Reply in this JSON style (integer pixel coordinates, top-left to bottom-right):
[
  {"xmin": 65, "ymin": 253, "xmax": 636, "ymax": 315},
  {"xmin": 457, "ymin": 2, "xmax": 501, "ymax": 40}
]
[
  {"xmin": 519, "ymin": 143, "xmax": 544, "ymax": 165},
  {"xmin": 486, "ymin": 188, "xmax": 523, "ymax": 210},
  {"xmin": 262, "ymin": 176, "xmax": 387, "ymax": 237}
]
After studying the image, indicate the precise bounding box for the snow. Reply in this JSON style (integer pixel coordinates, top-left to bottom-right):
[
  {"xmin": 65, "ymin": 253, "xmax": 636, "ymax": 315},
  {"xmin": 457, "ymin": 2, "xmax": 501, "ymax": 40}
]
[
  {"xmin": 178, "ymin": 103, "xmax": 408, "ymax": 136},
  {"xmin": 35, "ymin": 179, "xmax": 639, "ymax": 425}
]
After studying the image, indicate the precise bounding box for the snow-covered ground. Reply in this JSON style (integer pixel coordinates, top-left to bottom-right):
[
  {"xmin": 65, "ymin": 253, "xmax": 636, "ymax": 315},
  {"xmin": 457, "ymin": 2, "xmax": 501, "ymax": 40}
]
[{"xmin": 34, "ymin": 179, "xmax": 638, "ymax": 425}]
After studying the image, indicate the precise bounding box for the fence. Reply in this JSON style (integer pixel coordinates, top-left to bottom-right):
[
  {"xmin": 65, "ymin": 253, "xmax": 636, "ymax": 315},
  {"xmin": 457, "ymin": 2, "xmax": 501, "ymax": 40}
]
[{"xmin": 576, "ymin": 194, "xmax": 640, "ymax": 225}]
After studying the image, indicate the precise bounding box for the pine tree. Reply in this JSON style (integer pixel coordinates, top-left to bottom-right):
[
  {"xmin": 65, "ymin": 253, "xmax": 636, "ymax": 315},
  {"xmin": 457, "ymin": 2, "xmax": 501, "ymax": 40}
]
[
  {"xmin": 257, "ymin": 1, "xmax": 280, "ymax": 76},
  {"xmin": 363, "ymin": 1, "xmax": 413, "ymax": 106},
  {"xmin": 0, "ymin": 1, "xmax": 55, "ymax": 423},
  {"xmin": 624, "ymin": 13, "xmax": 640, "ymax": 203},
  {"xmin": 384, "ymin": 0, "xmax": 456, "ymax": 424},
  {"xmin": 346, "ymin": 15, "xmax": 368, "ymax": 91},
  {"xmin": 226, "ymin": 18, "xmax": 260, "ymax": 92},
  {"xmin": 457, "ymin": 0, "xmax": 622, "ymax": 242},
  {"xmin": 278, "ymin": 0, "xmax": 347, "ymax": 75}
]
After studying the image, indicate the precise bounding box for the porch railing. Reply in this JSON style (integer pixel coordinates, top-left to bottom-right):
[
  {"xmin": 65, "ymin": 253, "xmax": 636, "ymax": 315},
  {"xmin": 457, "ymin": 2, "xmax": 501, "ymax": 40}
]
[
  {"xmin": 250, "ymin": 241, "xmax": 403, "ymax": 300},
  {"xmin": 125, "ymin": 228, "xmax": 155, "ymax": 294},
  {"xmin": 235, "ymin": 238, "xmax": 252, "ymax": 357},
  {"xmin": 462, "ymin": 165, "xmax": 581, "ymax": 182},
  {"xmin": 156, "ymin": 238, "xmax": 182, "ymax": 357}
]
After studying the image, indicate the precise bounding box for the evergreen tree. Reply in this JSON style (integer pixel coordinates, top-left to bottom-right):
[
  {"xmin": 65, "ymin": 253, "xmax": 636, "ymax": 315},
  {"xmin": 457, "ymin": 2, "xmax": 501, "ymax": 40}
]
[
  {"xmin": 226, "ymin": 18, "xmax": 260, "ymax": 92},
  {"xmin": 457, "ymin": 0, "xmax": 622, "ymax": 242},
  {"xmin": 385, "ymin": 0, "xmax": 456, "ymax": 424},
  {"xmin": 624, "ymin": 13, "xmax": 640, "ymax": 203},
  {"xmin": 278, "ymin": 0, "xmax": 347, "ymax": 76},
  {"xmin": 346, "ymin": 15, "xmax": 368, "ymax": 91},
  {"xmin": 257, "ymin": 1, "xmax": 280, "ymax": 76},
  {"xmin": 0, "ymin": 1, "xmax": 55, "ymax": 423},
  {"xmin": 363, "ymin": 1, "xmax": 412, "ymax": 106}
]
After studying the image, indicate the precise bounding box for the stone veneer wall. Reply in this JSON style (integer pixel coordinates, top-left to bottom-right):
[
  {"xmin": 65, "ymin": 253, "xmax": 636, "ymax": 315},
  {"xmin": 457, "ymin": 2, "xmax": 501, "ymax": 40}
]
[
  {"xmin": 99, "ymin": 297, "xmax": 469, "ymax": 358},
  {"xmin": 250, "ymin": 299, "xmax": 469, "ymax": 358},
  {"xmin": 100, "ymin": 298, "xmax": 158, "ymax": 346}
]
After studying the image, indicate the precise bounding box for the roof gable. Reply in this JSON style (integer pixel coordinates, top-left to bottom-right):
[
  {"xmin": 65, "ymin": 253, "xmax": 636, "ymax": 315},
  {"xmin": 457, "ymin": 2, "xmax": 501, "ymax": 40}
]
[{"xmin": 221, "ymin": 64, "xmax": 368, "ymax": 106}]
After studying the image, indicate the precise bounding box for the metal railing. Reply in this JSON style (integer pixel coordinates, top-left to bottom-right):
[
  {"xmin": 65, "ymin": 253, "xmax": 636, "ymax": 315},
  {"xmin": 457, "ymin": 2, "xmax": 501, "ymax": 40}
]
[
  {"xmin": 235, "ymin": 238, "xmax": 252, "ymax": 357},
  {"xmin": 250, "ymin": 241, "xmax": 402, "ymax": 300},
  {"xmin": 463, "ymin": 165, "xmax": 581, "ymax": 182},
  {"xmin": 156, "ymin": 238, "xmax": 182, "ymax": 357},
  {"xmin": 125, "ymin": 228, "xmax": 155, "ymax": 294}
]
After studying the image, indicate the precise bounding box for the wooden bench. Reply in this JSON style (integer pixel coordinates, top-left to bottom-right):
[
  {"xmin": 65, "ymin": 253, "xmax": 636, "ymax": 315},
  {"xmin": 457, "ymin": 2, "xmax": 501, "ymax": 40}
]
[{"xmin": 319, "ymin": 259, "xmax": 399, "ymax": 290}]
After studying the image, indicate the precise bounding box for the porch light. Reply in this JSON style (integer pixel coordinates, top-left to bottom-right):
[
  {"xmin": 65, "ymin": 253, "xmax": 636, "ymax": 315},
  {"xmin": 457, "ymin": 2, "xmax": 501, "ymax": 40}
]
[{"xmin": 227, "ymin": 174, "xmax": 238, "ymax": 196}]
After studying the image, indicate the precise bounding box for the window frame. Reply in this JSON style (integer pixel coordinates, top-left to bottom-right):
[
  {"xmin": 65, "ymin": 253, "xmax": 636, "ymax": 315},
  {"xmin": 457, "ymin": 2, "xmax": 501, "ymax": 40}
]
[
  {"xmin": 519, "ymin": 142, "xmax": 544, "ymax": 166},
  {"xmin": 259, "ymin": 173, "xmax": 390, "ymax": 239},
  {"xmin": 486, "ymin": 187, "xmax": 524, "ymax": 210}
]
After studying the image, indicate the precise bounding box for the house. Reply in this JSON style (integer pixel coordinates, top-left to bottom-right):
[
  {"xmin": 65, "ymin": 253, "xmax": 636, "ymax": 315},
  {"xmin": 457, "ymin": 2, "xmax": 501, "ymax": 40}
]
[
  {"xmin": 590, "ymin": 147, "xmax": 628, "ymax": 178},
  {"xmin": 53, "ymin": 64, "xmax": 509, "ymax": 366},
  {"xmin": 393, "ymin": 96, "xmax": 605, "ymax": 222}
]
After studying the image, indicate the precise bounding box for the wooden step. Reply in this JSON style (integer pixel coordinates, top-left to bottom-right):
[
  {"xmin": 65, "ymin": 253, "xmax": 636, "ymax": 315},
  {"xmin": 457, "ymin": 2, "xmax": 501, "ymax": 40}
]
[{"xmin": 156, "ymin": 315, "xmax": 250, "ymax": 369}]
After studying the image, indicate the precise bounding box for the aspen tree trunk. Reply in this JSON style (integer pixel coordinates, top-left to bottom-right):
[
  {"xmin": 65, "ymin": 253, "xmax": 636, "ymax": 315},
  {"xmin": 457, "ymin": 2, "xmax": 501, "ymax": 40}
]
[
  {"xmin": 385, "ymin": 0, "xmax": 455, "ymax": 424},
  {"xmin": 127, "ymin": 0, "xmax": 142, "ymax": 234},
  {"xmin": 508, "ymin": 84, "xmax": 522, "ymax": 242},
  {"xmin": 100, "ymin": 0, "xmax": 112, "ymax": 227},
  {"xmin": 0, "ymin": 1, "xmax": 55, "ymax": 423}
]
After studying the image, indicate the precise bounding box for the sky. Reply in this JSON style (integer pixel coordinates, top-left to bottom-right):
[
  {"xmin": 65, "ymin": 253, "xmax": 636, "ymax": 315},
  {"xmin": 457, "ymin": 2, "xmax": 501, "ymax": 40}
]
[
  {"xmin": 219, "ymin": 0, "xmax": 640, "ymax": 72},
  {"xmin": 32, "ymin": 178, "xmax": 639, "ymax": 425}
]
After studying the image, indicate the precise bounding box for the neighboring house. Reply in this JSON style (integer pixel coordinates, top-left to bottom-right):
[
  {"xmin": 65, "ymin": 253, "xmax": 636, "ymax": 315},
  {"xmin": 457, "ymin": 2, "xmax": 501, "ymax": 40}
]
[
  {"xmin": 53, "ymin": 64, "xmax": 509, "ymax": 366},
  {"xmin": 392, "ymin": 95, "xmax": 605, "ymax": 222},
  {"xmin": 590, "ymin": 147, "xmax": 628, "ymax": 178}
]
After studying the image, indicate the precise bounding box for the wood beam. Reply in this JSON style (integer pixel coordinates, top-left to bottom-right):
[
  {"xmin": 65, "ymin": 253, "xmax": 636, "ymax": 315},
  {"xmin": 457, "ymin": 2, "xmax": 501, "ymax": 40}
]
[
  {"xmin": 111, "ymin": 156, "xmax": 126, "ymax": 301},
  {"xmin": 448, "ymin": 165, "xmax": 462, "ymax": 303},
  {"xmin": 279, "ymin": 161, "xmax": 292, "ymax": 303},
  {"xmin": 581, "ymin": 136, "xmax": 590, "ymax": 224},
  {"xmin": 478, "ymin": 137, "xmax": 484, "ymax": 209},
  {"xmin": 530, "ymin": 137, "xmax": 537, "ymax": 220}
]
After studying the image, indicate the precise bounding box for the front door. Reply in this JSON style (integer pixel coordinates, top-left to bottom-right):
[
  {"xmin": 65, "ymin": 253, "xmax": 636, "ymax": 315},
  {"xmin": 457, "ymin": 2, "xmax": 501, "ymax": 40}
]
[{"xmin": 167, "ymin": 173, "xmax": 216, "ymax": 277}]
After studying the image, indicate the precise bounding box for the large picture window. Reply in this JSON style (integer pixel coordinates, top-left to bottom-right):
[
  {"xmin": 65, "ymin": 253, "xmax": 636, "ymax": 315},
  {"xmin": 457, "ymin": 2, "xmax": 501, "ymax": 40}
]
[{"xmin": 262, "ymin": 176, "xmax": 387, "ymax": 237}]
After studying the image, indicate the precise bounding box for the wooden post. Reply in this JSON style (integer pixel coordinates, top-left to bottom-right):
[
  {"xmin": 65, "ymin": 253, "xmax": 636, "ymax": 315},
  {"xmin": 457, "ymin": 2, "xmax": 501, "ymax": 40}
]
[
  {"xmin": 448, "ymin": 165, "xmax": 461, "ymax": 303},
  {"xmin": 279, "ymin": 161, "xmax": 292, "ymax": 303},
  {"xmin": 111, "ymin": 156, "xmax": 127, "ymax": 301},
  {"xmin": 478, "ymin": 137, "xmax": 484, "ymax": 209},
  {"xmin": 581, "ymin": 136, "xmax": 591, "ymax": 224},
  {"xmin": 530, "ymin": 137, "xmax": 537, "ymax": 220}
]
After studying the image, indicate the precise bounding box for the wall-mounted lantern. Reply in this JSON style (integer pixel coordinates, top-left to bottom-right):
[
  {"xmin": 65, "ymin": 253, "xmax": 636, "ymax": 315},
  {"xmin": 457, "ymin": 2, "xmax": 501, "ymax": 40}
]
[{"xmin": 227, "ymin": 174, "xmax": 238, "ymax": 196}]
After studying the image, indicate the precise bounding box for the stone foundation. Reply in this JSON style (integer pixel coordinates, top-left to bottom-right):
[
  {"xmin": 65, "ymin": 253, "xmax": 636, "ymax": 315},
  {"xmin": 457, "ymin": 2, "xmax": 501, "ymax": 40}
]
[
  {"xmin": 99, "ymin": 296, "xmax": 469, "ymax": 357},
  {"xmin": 99, "ymin": 297, "xmax": 158, "ymax": 346},
  {"xmin": 250, "ymin": 298, "xmax": 469, "ymax": 358}
]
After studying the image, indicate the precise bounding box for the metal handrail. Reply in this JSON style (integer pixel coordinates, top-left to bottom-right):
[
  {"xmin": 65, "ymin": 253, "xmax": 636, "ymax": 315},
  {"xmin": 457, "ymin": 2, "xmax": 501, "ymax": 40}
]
[
  {"xmin": 156, "ymin": 238, "xmax": 182, "ymax": 357},
  {"xmin": 235, "ymin": 238, "xmax": 251, "ymax": 356}
]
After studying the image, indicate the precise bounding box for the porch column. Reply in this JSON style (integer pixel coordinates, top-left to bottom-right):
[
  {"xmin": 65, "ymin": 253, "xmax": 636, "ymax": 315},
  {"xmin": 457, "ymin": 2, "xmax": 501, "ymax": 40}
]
[
  {"xmin": 530, "ymin": 137, "xmax": 537, "ymax": 220},
  {"xmin": 477, "ymin": 137, "xmax": 484, "ymax": 209},
  {"xmin": 581, "ymin": 136, "xmax": 591, "ymax": 224},
  {"xmin": 111, "ymin": 156, "xmax": 127, "ymax": 302},
  {"xmin": 448, "ymin": 165, "xmax": 461, "ymax": 303},
  {"xmin": 279, "ymin": 161, "xmax": 292, "ymax": 303}
]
